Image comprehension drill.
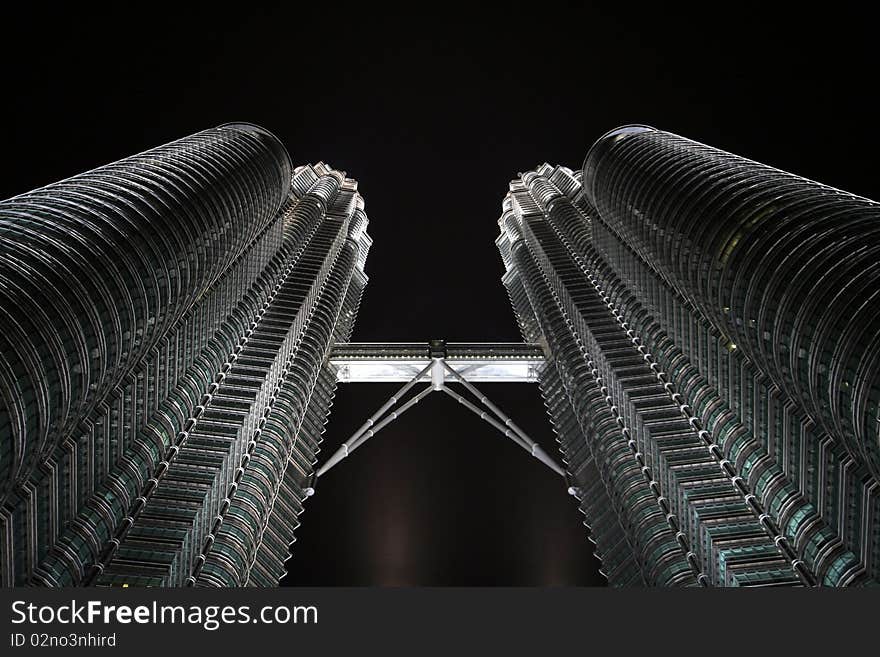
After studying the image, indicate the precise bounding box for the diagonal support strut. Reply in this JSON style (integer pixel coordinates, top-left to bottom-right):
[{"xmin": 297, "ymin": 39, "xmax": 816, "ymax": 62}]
[
  {"xmin": 439, "ymin": 384, "xmax": 566, "ymax": 478},
  {"xmin": 439, "ymin": 360, "xmax": 566, "ymax": 478},
  {"xmin": 310, "ymin": 351, "xmax": 570, "ymax": 493},
  {"xmin": 315, "ymin": 361, "xmax": 434, "ymax": 480}
]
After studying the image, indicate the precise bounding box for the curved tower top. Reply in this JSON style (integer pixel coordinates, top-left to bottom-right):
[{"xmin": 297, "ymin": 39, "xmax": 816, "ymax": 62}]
[
  {"xmin": 581, "ymin": 124, "xmax": 657, "ymax": 208},
  {"xmin": 0, "ymin": 123, "xmax": 293, "ymax": 502},
  {"xmin": 218, "ymin": 122, "xmax": 293, "ymax": 193}
]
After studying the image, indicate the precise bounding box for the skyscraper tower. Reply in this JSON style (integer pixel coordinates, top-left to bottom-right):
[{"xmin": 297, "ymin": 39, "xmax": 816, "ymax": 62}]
[
  {"xmin": 3, "ymin": 121, "xmax": 878, "ymax": 588},
  {"xmin": 0, "ymin": 125, "xmax": 371, "ymax": 586},
  {"xmin": 497, "ymin": 126, "xmax": 880, "ymax": 586}
]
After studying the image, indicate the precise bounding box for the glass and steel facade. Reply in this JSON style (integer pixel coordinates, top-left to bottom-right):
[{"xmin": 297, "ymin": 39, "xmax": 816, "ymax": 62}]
[
  {"xmin": 3, "ymin": 120, "xmax": 877, "ymax": 587},
  {"xmin": 497, "ymin": 126, "xmax": 880, "ymax": 586},
  {"xmin": 0, "ymin": 125, "xmax": 371, "ymax": 586}
]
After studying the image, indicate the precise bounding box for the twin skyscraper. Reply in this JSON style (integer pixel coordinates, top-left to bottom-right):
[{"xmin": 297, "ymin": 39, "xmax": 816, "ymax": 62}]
[{"xmin": 1, "ymin": 123, "xmax": 878, "ymax": 586}]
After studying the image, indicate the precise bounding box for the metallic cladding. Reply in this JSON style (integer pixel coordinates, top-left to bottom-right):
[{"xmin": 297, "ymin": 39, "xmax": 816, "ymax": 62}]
[
  {"xmin": 498, "ymin": 131, "xmax": 880, "ymax": 586},
  {"xmin": 0, "ymin": 126, "xmax": 371, "ymax": 587}
]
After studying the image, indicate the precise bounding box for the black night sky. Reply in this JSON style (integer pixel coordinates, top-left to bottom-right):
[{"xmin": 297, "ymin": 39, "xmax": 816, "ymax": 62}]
[{"xmin": 2, "ymin": 4, "xmax": 875, "ymax": 586}]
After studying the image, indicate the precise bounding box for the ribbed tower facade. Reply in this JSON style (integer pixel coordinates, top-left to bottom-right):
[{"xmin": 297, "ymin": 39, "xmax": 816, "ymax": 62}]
[
  {"xmin": 497, "ymin": 126, "xmax": 880, "ymax": 587},
  {"xmin": 0, "ymin": 124, "xmax": 371, "ymax": 586}
]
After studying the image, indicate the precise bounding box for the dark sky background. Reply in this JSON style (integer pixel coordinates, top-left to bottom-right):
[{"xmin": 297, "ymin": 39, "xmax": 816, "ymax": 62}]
[{"xmin": 1, "ymin": 4, "xmax": 875, "ymax": 586}]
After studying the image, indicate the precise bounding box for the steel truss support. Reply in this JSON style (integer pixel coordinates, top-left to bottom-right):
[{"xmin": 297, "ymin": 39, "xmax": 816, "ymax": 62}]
[{"xmin": 310, "ymin": 356, "xmax": 568, "ymax": 492}]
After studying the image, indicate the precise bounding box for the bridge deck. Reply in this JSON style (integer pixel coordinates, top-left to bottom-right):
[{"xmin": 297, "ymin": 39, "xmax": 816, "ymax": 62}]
[{"xmin": 328, "ymin": 342, "xmax": 545, "ymax": 382}]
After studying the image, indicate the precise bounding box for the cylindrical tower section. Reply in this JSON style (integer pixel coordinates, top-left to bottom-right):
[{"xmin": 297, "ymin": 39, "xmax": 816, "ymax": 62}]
[
  {"xmin": 583, "ymin": 125, "xmax": 880, "ymax": 483},
  {"xmin": 0, "ymin": 124, "xmax": 292, "ymax": 502}
]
